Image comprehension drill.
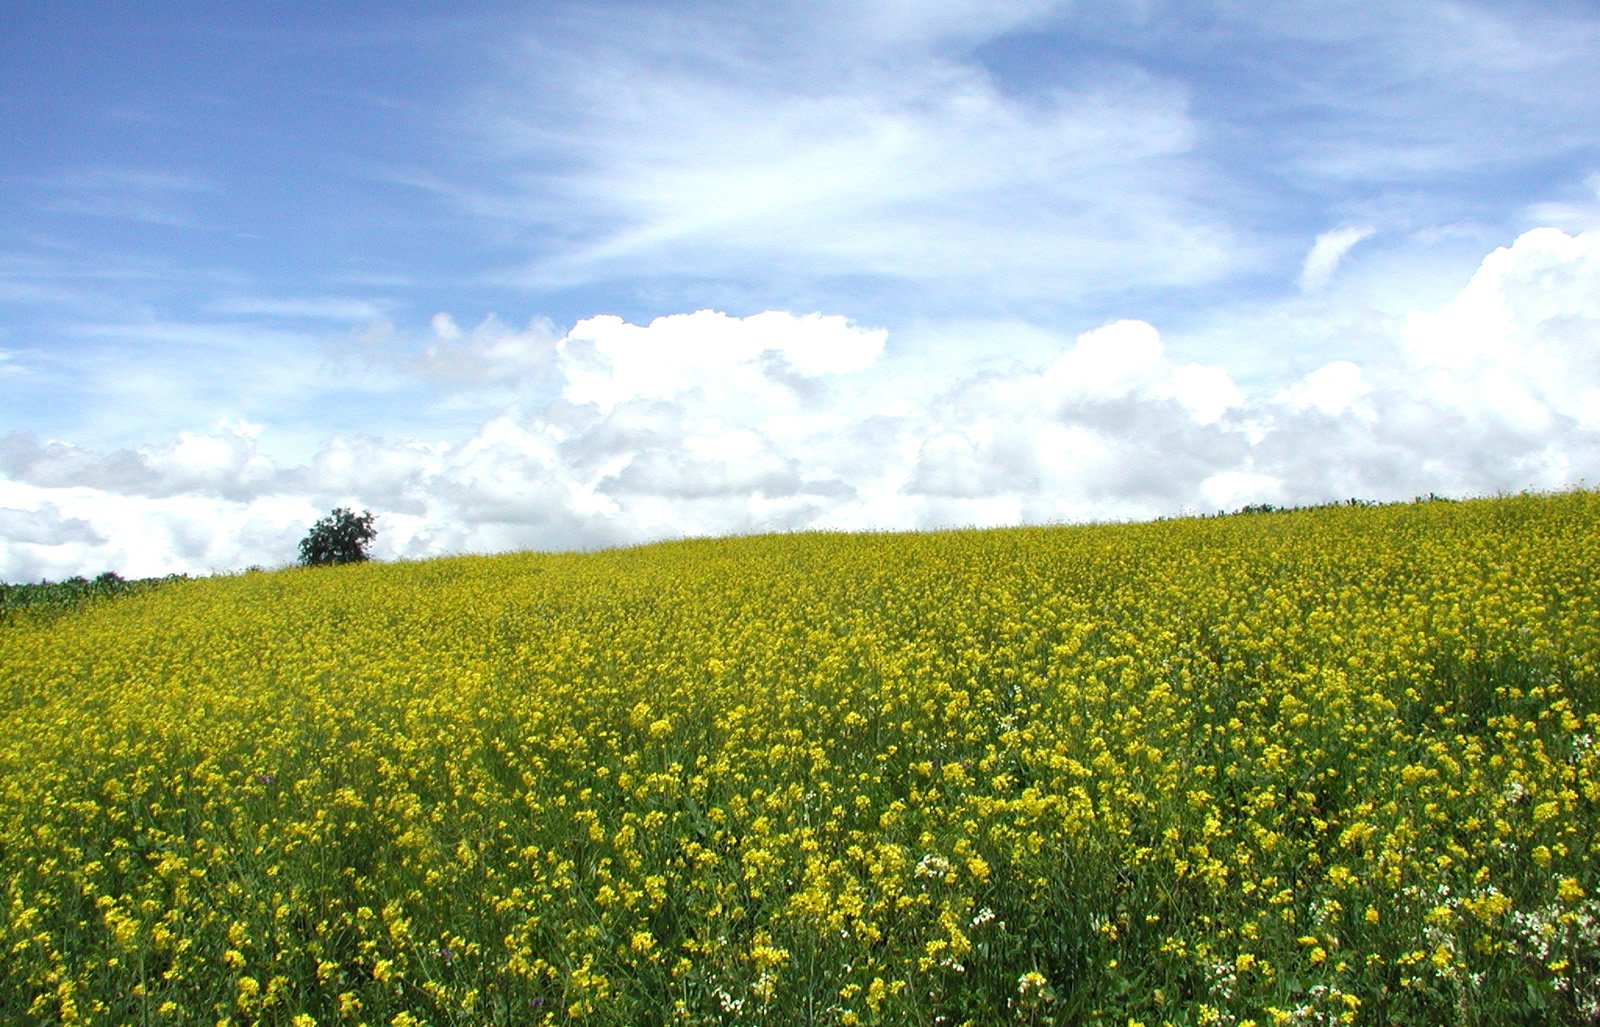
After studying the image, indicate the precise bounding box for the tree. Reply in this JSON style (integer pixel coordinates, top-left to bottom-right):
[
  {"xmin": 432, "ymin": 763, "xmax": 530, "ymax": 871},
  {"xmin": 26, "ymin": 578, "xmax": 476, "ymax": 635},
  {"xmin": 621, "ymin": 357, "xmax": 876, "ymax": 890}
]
[{"xmin": 298, "ymin": 507, "xmax": 378, "ymax": 567}]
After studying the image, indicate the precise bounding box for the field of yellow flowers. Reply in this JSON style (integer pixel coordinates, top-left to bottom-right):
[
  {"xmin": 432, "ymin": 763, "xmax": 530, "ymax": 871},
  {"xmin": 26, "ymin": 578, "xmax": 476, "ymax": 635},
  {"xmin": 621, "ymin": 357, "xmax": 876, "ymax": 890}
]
[{"xmin": 2, "ymin": 491, "xmax": 1598, "ymax": 1025}]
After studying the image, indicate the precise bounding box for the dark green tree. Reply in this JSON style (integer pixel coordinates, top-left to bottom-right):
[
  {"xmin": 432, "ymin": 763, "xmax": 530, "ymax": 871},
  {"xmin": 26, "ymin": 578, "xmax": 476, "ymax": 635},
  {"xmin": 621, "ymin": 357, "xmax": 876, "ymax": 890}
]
[{"xmin": 298, "ymin": 507, "xmax": 378, "ymax": 567}]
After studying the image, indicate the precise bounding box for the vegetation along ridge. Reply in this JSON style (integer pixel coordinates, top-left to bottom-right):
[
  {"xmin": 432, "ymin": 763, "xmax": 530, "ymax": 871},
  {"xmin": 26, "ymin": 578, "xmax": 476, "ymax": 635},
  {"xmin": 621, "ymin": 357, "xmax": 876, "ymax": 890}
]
[{"xmin": 1, "ymin": 491, "xmax": 1597, "ymax": 1025}]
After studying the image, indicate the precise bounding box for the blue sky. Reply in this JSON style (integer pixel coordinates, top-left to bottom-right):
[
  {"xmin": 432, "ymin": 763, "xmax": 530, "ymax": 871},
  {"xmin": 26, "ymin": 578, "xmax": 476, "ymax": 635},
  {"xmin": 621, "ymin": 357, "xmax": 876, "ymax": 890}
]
[{"xmin": 4, "ymin": 0, "xmax": 1600, "ymax": 579}]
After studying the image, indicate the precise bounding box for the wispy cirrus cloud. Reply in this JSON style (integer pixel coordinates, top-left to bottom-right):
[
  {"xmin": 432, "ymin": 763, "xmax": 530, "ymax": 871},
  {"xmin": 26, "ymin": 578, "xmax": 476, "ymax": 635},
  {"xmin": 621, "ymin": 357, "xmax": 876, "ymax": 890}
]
[
  {"xmin": 449, "ymin": 1, "xmax": 1239, "ymax": 317},
  {"xmin": 204, "ymin": 296, "xmax": 393, "ymax": 322},
  {"xmin": 400, "ymin": 0, "xmax": 1600, "ymax": 332},
  {"xmin": 1196, "ymin": 1, "xmax": 1600, "ymax": 185},
  {"xmin": 24, "ymin": 166, "xmax": 216, "ymax": 227},
  {"xmin": 1300, "ymin": 226, "xmax": 1376, "ymax": 293}
]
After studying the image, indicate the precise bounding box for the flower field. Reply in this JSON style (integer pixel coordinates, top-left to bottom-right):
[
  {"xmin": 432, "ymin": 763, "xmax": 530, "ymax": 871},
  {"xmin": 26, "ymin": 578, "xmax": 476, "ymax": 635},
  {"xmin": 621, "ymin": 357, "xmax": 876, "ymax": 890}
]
[{"xmin": 2, "ymin": 492, "xmax": 1598, "ymax": 1025}]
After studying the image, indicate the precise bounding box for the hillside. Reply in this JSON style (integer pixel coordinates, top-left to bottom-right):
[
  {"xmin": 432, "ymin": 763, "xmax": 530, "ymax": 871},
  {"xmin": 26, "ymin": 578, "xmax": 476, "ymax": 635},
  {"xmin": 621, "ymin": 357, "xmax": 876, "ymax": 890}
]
[{"xmin": 2, "ymin": 493, "xmax": 1597, "ymax": 1025}]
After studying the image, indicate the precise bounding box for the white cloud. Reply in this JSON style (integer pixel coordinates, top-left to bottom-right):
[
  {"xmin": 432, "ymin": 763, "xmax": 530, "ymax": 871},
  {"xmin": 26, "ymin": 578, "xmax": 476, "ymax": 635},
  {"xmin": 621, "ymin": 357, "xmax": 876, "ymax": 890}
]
[
  {"xmin": 0, "ymin": 479, "xmax": 313, "ymax": 581},
  {"xmin": 559, "ymin": 310, "xmax": 885, "ymax": 415},
  {"xmin": 207, "ymin": 296, "xmax": 391, "ymax": 322},
  {"xmin": 0, "ymin": 504, "xmax": 104, "ymax": 548},
  {"xmin": 467, "ymin": 5, "xmax": 1239, "ymax": 311},
  {"xmin": 1300, "ymin": 226, "xmax": 1376, "ymax": 293},
  {"xmin": 910, "ymin": 430, "xmax": 1041, "ymax": 499},
  {"xmin": 30, "ymin": 166, "xmax": 214, "ymax": 227},
  {"xmin": 839, "ymin": 0, "xmax": 1066, "ymax": 48},
  {"xmin": 430, "ymin": 312, "xmax": 462, "ymax": 341},
  {"xmin": 417, "ymin": 0, "xmax": 1600, "ymax": 331},
  {"xmin": 1043, "ymin": 320, "xmax": 1166, "ymax": 399},
  {"xmin": 1170, "ymin": 363, "xmax": 1245, "ymax": 426},
  {"xmin": 1522, "ymin": 173, "xmax": 1600, "ymax": 232},
  {"xmin": 2, "ymin": 228, "xmax": 1599, "ymax": 581},
  {"xmin": 1239, "ymin": 2, "xmax": 1600, "ymax": 186},
  {"xmin": 1274, "ymin": 361, "xmax": 1372, "ymax": 420},
  {"xmin": 1400, "ymin": 227, "xmax": 1600, "ymax": 432},
  {"xmin": 416, "ymin": 313, "xmax": 560, "ymax": 388},
  {"xmin": 1200, "ymin": 470, "xmax": 1284, "ymax": 512}
]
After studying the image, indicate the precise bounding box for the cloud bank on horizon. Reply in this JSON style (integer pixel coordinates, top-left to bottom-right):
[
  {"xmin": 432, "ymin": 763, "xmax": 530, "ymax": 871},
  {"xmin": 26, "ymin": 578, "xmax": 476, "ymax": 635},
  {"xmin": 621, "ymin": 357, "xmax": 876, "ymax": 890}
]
[{"xmin": 3, "ymin": 0, "xmax": 1600, "ymax": 579}]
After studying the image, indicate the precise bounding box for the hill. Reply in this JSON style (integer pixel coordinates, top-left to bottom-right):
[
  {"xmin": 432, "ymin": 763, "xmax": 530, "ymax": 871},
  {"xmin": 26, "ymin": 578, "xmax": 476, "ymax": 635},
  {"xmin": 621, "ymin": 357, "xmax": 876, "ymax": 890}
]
[{"xmin": 2, "ymin": 492, "xmax": 1597, "ymax": 1024}]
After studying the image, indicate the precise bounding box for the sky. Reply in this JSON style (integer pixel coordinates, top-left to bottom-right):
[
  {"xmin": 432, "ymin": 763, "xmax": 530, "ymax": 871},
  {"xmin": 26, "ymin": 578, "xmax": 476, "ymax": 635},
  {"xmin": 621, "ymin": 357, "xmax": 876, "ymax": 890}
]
[{"xmin": 3, "ymin": 0, "xmax": 1600, "ymax": 580}]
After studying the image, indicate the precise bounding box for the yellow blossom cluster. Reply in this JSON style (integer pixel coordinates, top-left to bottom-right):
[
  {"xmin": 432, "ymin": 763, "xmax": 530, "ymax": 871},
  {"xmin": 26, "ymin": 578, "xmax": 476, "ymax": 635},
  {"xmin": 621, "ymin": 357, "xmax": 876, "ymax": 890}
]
[{"xmin": 1, "ymin": 491, "xmax": 1597, "ymax": 1024}]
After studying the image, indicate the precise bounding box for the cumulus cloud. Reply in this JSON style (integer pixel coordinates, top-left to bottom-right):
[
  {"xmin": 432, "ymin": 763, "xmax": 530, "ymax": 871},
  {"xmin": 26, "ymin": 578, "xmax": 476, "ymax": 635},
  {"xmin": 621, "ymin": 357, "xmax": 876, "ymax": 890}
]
[
  {"xmin": 1400, "ymin": 227, "xmax": 1600, "ymax": 432},
  {"xmin": 559, "ymin": 310, "xmax": 885, "ymax": 414},
  {"xmin": 0, "ymin": 420, "xmax": 280, "ymax": 502},
  {"xmin": 416, "ymin": 313, "xmax": 561, "ymax": 388},
  {"xmin": 1300, "ymin": 226, "xmax": 1376, "ymax": 293},
  {"xmin": 1274, "ymin": 361, "xmax": 1373, "ymax": 419},
  {"xmin": 2, "ymin": 228, "xmax": 1599, "ymax": 581},
  {"xmin": 0, "ymin": 505, "xmax": 104, "ymax": 548}
]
